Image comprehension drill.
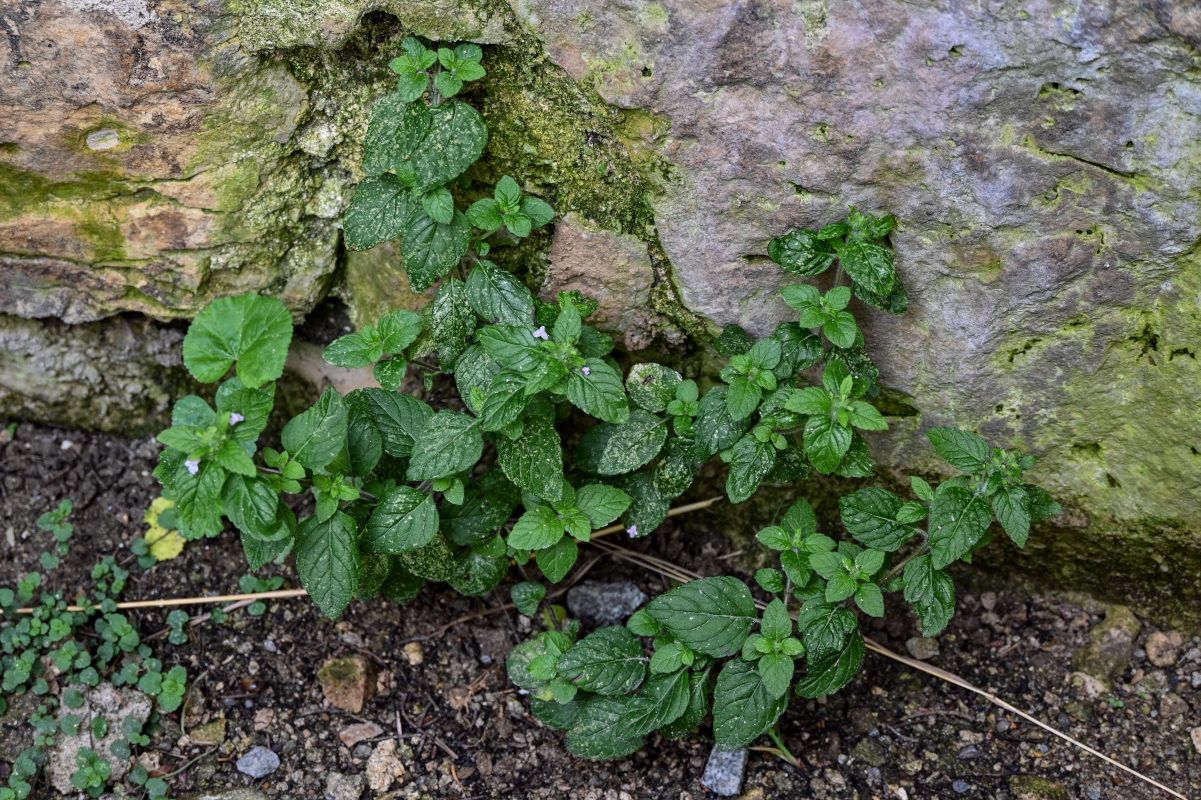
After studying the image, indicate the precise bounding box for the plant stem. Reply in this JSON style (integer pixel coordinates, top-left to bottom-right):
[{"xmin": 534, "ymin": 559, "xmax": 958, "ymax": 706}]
[
  {"xmin": 765, "ymin": 724, "xmax": 800, "ymax": 767},
  {"xmin": 878, "ymin": 533, "xmax": 929, "ymax": 586}
]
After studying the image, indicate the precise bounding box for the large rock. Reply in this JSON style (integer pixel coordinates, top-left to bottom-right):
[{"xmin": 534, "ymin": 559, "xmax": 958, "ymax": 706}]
[
  {"xmin": 4, "ymin": 0, "xmax": 1201, "ymax": 620},
  {"xmin": 509, "ymin": 0, "xmax": 1201, "ymax": 621}
]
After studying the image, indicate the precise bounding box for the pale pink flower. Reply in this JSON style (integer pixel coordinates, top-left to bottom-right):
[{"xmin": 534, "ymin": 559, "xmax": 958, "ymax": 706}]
[{"xmin": 533, "ymin": 326, "xmax": 549, "ymax": 340}]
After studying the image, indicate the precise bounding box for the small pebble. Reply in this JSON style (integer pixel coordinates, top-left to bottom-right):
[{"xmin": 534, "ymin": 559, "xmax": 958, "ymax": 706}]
[
  {"xmin": 952, "ymin": 779, "xmax": 971, "ymax": 793},
  {"xmin": 701, "ymin": 746, "xmax": 748, "ymax": 797},
  {"xmin": 235, "ymin": 746, "xmax": 280, "ymax": 778}
]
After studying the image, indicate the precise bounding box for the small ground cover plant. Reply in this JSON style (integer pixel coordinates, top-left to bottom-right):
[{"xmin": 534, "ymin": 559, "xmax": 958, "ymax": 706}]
[
  {"xmin": 0, "ymin": 501, "xmax": 184, "ymax": 799},
  {"xmin": 150, "ymin": 40, "xmax": 1060, "ymax": 760}
]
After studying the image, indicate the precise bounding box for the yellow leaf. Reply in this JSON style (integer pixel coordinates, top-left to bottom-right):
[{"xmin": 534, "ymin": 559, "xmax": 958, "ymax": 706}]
[
  {"xmin": 147, "ymin": 528, "xmax": 185, "ymax": 561},
  {"xmin": 144, "ymin": 496, "xmax": 185, "ymax": 561}
]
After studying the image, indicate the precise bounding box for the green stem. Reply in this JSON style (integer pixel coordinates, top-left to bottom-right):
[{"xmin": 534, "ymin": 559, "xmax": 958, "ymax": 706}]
[
  {"xmin": 878, "ymin": 533, "xmax": 929, "ymax": 586},
  {"xmin": 765, "ymin": 724, "xmax": 800, "ymax": 767}
]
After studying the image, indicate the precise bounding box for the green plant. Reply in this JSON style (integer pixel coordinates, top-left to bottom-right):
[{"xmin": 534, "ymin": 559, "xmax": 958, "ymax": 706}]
[
  {"xmin": 152, "ymin": 42, "xmax": 1060, "ymax": 762},
  {"xmin": 0, "ymin": 501, "xmax": 189, "ymax": 799}
]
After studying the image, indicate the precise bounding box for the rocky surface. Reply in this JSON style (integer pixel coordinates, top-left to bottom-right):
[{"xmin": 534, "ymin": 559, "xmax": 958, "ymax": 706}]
[
  {"xmin": 566, "ymin": 580, "xmax": 648, "ymax": 628},
  {"xmin": 3, "ymin": 0, "xmax": 1201, "ymax": 616},
  {"xmin": 47, "ymin": 684, "xmax": 153, "ymax": 793}
]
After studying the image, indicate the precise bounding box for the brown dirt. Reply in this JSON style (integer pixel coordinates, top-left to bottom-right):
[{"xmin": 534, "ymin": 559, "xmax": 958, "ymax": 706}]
[{"xmin": 1, "ymin": 421, "xmax": 1198, "ymax": 800}]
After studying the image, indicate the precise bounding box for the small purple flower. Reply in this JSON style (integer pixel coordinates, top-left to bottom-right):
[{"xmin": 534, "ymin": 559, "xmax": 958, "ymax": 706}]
[
  {"xmin": 229, "ymin": 412, "xmax": 244, "ymax": 425},
  {"xmin": 581, "ymin": 366, "xmax": 591, "ymax": 376},
  {"xmin": 627, "ymin": 525, "xmax": 639, "ymax": 538},
  {"xmin": 185, "ymin": 459, "xmax": 200, "ymax": 476},
  {"xmin": 533, "ymin": 325, "xmax": 549, "ymax": 341}
]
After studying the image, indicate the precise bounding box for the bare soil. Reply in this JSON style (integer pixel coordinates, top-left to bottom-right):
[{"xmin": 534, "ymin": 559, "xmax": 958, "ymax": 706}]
[{"xmin": 1, "ymin": 422, "xmax": 1198, "ymax": 800}]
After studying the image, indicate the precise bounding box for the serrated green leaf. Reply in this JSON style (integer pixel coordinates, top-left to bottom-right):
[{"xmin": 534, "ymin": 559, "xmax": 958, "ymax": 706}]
[
  {"xmin": 726, "ymin": 433, "xmax": 776, "ymax": 504},
  {"xmin": 509, "ymin": 505, "xmax": 565, "ymax": 550},
  {"xmin": 646, "ymin": 577, "xmax": 756, "ymax": 657},
  {"xmin": 903, "ymin": 555, "xmax": 956, "ymax": 636},
  {"xmin": 854, "ymin": 582, "xmax": 885, "ymax": 617},
  {"xmin": 712, "ymin": 659, "xmax": 787, "ymax": 748},
  {"xmin": 535, "ymin": 536, "xmax": 578, "ymax": 583},
  {"xmin": 510, "ymin": 581, "xmax": 546, "ymax": 615},
  {"xmin": 295, "ymin": 512, "xmax": 359, "ymax": 619},
  {"xmin": 378, "ymin": 309, "xmax": 424, "ymax": 353},
  {"xmin": 691, "ymin": 386, "xmax": 751, "ymax": 460},
  {"xmin": 478, "ymin": 324, "xmax": 544, "ymax": 371},
  {"xmin": 567, "ymin": 697, "xmax": 644, "ymax": 759},
  {"xmin": 726, "ymin": 376, "xmax": 762, "ymax": 421},
  {"xmin": 466, "ymin": 260, "xmax": 535, "ymax": 325},
  {"xmin": 928, "ymin": 485, "xmax": 993, "ymax": 568},
  {"xmin": 837, "ymin": 238, "xmax": 895, "ymax": 297},
  {"xmin": 620, "ymin": 471, "xmax": 670, "ymax": 535},
  {"xmin": 344, "ymin": 173, "xmax": 411, "ymax": 250},
  {"xmin": 991, "ymin": 484, "xmax": 1031, "ymax": 546},
  {"xmin": 403, "ymin": 207, "xmax": 473, "ymax": 292},
  {"xmin": 362, "ymin": 91, "xmax": 422, "ymax": 176},
  {"xmin": 838, "ymin": 488, "xmax": 915, "ymax": 552},
  {"xmin": 757, "ymin": 653, "xmax": 794, "ymax": 699},
  {"xmin": 406, "ymin": 411, "xmax": 483, "ymax": 480},
  {"xmin": 496, "ymin": 415, "xmax": 563, "ymax": 503},
  {"xmin": 446, "ymin": 549, "xmax": 508, "ymax": 596},
  {"xmin": 363, "ymin": 486, "xmax": 438, "ymax": 553},
  {"xmin": 440, "ymin": 471, "xmax": 520, "ymax": 545},
  {"xmin": 281, "ymin": 387, "xmax": 348, "ymax": 470},
  {"xmin": 575, "ymin": 484, "xmax": 632, "ymax": 529},
  {"xmin": 221, "ymin": 475, "xmax": 286, "ymax": 542},
  {"xmin": 768, "ymin": 229, "xmax": 837, "ymax": 275},
  {"xmin": 796, "ymin": 631, "xmax": 864, "ymax": 698},
  {"xmin": 557, "ymin": 627, "xmax": 646, "ymax": 695},
  {"xmin": 362, "ymin": 388, "xmax": 433, "ymax": 458},
  {"xmin": 660, "ymin": 669, "xmax": 710, "ymax": 739},
  {"xmin": 624, "ymin": 363, "xmax": 682, "ymax": 412},
  {"xmin": 619, "ymin": 668, "xmax": 691, "ymax": 736},
  {"xmin": 799, "ymin": 603, "xmax": 857, "ymax": 659},
  {"xmin": 566, "ymin": 359, "xmax": 629, "ymax": 424},
  {"xmin": 927, "ymin": 427, "xmax": 991, "ymax": 473},
  {"xmin": 804, "ymin": 415, "xmax": 851, "ymax": 473},
  {"xmin": 594, "ymin": 410, "xmax": 669, "ymax": 476},
  {"xmin": 182, "ymin": 294, "xmax": 292, "ymax": 388}
]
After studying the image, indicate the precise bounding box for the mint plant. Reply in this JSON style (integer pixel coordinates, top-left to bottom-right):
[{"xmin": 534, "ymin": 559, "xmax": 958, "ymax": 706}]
[{"xmin": 148, "ymin": 41, "xmax": 1061, "ymax": 764}]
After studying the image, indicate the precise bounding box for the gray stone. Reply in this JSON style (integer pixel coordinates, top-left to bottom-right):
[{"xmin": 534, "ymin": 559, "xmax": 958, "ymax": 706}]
[
  {"xmin": 700, "ymin": 746, "xmax": 748, "ymax": 797},
  {"xmin": 566, "ymin": 581, "xmax": 648, "ymax": 628},
  {"xmin": 46, "ymin": 684, "xmax": 153, "ymax": 793},
  {"xmin": 512, "ymin": 0, "xmax": 1201, "ymax": 622},
  {"xmin": 1074, "ymin": 605, "xmax": 1142, "ymax": 686},
  {"xmin": 952, "ymin": 780, "xmax": 971, "ymax": 794},
  {"xmin": 905, "ymin": 636, "xmax": 940, "ymax": 661},
  {"xmin": 1146, "ymin": 631, "xmax": 1184, "ymax": 667},
  {"xmin": 235, "ymin": 746, "xmax": 280, "ymax": 779},
  {"xmin": 325, "ymin": 772, "xmax": 365, "ymax": 800}
]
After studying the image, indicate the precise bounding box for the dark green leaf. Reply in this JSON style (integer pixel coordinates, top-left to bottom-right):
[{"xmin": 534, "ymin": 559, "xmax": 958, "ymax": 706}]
[
  {"xmin": 280, "ymin": 388, "xmax": 348, "ymax": 471},
  {"xmin": 466, "ymin": 260, "xmax": 535, "ymax": 325},
  {"xmin": 768, "ymin": 229, "xmax": 837, "ymax": 275},
  {"xmin": 804, "ymin": 415, "xmax": 852, "ymax": 473},
  {"xmin": 344, "ymin": 390, "xmax": 383, "ymax": 476},
  {"xmin": 991, "ymin": 484, "xmax": 1031, "ymax": 546},
  {"xmin": 646, "ymin": 577, "xmax": 756, "ymax": 657},
  {"xmin": 725, "ymin": 376, "xmax": 762, "ymax": 421},
  {"xmin": 660, "ymin": 669, "xmax": 711, "ymax": 739},
  {"xmin": 343, "ymin": 173, "xmax": 410, "ymax": 250},
  {"xmin": 796, "ymin": 631, "xmax": 864, "ymax": 698},
  {"xmin": 478, "ymin": 325, "xmax": 544, "ymax": 372},
  {"xmin": 511, "ymin": 581, "xmax": 546, "ymax": 615},
  {"xmin": 557, "ymin": 627, "xmax": 646, "ymax": 695},
  {"xmin": 625, "ymin": 363, "xmax": 682, "ymax": 412},
  {"xmin": 712, "ymin": 659, "xmax": 787, "ymax": 748},
  {"xmin": 691, "ymin": 386, "xmax": 751, "ymax": 460},
  {"xmin": 837, "ymin": 238, "xmax": 895, "ymax": 297},
  {"xmin": 927, "ymin": 427, "xmax": 991, "ymax": 473},
  {"xmin": 726, "ymin": 434, "xmax": 776, "ymax": 504},
  {"xmin": 838, "ymin": 488, "xmax": 915, "ymax": 552},
  {"xmin": 363, "ymin": 486, "xmax": 438, "ymax": 553},
  {"xmin": 406, "ymin": 411, "xmax": 483, "ymax": 480},
  {"xmin": 620, "ymin": 669, "xmax": 691, "ymax": 736},
  {"xmin": 295, "ymin": 512, "xmax": 359, "ymax": 619},
  {"xmin": 595, "ymin": 410, "xmax": 669, "ymax": 476},
  {"xmin": 362, "ymin": 388, "xmax": 433, "ymax": 458},
  {"xmin": 567, "ymin": 697, "xmax": 644, "ymax": 759},
  {"xmin": 496, "ymin": 415, "xmax": 563, "ymax": 504},
  {"xmin": 402, "ymin": 207, "xmax": 472, "ymax": 292},
  {"xmin": 799, "ymin": 603, "xmax": 857, "ymax": 659},
  {"xmin": 566, "ymin": 359, "xmax": 629, "ymax": 424},
  {"xmin": 928, "ymin": 485, "xmax": 993, "ymax": 568},
  {"xmin": 509, "ymin": 505, "xmax": 564, "ymax": 550}
]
